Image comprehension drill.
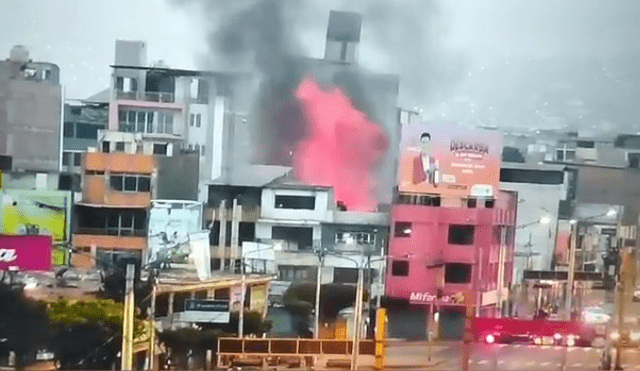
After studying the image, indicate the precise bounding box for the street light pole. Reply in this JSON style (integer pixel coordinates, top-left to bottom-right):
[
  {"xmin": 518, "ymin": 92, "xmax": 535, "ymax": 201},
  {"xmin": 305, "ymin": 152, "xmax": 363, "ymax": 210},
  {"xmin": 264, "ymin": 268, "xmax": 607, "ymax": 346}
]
[
  {"xmin": 314, "ymin": 247, "xmax": 325, "ymax": 340},
  {"xmin": 565, "ymin": 221, "xmax": 578, "ymax": 320},
  {"xmin": 351, "ymin": 266, "xmax": 364, "ymax": 371}
]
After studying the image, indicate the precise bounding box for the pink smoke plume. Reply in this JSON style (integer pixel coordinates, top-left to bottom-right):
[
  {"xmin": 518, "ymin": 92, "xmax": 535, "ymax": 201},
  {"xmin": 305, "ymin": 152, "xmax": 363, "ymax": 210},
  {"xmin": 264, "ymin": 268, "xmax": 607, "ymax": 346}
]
[{"xmin": 293, "ymin": 78, "xmax": 389, "ymax": 212}]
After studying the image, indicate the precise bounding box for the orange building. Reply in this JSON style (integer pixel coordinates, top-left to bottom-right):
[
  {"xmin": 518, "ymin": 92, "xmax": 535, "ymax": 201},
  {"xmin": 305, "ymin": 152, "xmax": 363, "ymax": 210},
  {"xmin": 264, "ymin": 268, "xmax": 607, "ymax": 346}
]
[{"xmin": 72, "ymin": 141, "xmax": 157, "ymax": 269}]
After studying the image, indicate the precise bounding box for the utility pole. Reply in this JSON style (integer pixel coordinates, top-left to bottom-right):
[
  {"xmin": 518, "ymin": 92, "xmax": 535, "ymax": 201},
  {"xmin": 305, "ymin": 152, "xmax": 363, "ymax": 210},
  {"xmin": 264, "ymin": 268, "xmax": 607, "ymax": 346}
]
[
  {"xmin": 147, "ymin": 279, "xmax": 157, "ymax": 370},
  {"xmin": 565, "ymin": 221, "xmax": 578, "ymax": 320},
  {"xmin": 121, "ymin": 264, "xmax": 135, "ymax": 371},
  {"xmin": 218, "ymin": 200, "xmax": 227, "ymax": 272},
  {"xmin": 238, "ymin": 274, "xmax": 246, "ymax": 338},
  {"xmin": 230, "ymin": 198, "xmax": 241, "ymax": 272},
  {"xmin": 351, "ymin": 266, "xmax": 364, "ymax": 371},
  {"xmin": 496, "ymin": 226, "xmax": 507, "ymax": 317},
  {"xmin": 314, "ymin": 246, "xmax": 325, "ymax": 339},
  {"xmin": 614, "ymin": 248, "xmax": 637, "ymax": 370}
]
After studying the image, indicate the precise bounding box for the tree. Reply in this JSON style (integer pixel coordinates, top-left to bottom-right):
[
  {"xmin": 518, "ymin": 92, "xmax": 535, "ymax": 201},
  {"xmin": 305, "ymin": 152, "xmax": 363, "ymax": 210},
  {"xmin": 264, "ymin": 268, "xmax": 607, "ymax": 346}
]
[
  {"xmin": 0, "ymin": 280, "xmax": 50, "ymax": 370},
  {"xmin": 47, "ymin": 299, "xmax": 145, "ymax": 370}
]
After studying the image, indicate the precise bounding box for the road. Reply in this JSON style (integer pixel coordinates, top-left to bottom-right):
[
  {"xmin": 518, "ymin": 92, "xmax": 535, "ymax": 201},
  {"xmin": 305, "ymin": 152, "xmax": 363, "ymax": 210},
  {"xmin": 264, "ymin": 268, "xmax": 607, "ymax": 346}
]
[{"xmin": 386, "ymin": 342, "xmax": 640, "ymax": 370}]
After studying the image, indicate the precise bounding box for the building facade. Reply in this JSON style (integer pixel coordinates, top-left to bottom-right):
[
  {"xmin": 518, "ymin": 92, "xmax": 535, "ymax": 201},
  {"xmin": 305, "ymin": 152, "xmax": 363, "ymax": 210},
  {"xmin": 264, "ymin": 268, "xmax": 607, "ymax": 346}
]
[{"xmin": 0, "ymin": 45, "xmax": 62, "ymax": 173}]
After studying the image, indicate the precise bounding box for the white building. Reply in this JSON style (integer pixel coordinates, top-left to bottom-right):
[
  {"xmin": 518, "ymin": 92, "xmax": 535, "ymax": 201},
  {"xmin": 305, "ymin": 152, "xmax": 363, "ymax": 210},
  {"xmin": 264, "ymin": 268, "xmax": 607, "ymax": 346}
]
[{"xmin": 500, "ymin": 163, "xmax": 569, "ymax": 282}]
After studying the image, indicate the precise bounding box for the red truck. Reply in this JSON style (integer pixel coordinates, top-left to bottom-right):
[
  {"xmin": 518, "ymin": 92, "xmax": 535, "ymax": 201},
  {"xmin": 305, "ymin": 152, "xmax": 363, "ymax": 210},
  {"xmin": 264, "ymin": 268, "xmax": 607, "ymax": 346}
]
[{"xmin": 471, "ymin": 317, "xmax": 604, "ymax": 347}]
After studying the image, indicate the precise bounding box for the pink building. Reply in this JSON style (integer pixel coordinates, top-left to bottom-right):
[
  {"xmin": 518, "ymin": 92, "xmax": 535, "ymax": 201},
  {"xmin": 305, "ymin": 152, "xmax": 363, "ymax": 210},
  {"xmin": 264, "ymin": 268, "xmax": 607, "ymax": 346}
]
[{"xmin": 385, "ymin": 191, "xmax": 518, "ymax": 339}]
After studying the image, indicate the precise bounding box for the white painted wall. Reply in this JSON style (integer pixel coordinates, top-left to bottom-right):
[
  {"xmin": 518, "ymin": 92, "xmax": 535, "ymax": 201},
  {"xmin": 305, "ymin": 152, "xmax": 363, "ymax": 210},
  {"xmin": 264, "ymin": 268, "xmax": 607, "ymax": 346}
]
[
  {"xmin": 261, "ymin": 188, "xmax": 331, "ymax": 221},
  {"xmin": 254, "ymin": 220, "xmax": 322, "ymax": 250},
  {"xmin": 501, "ymin": 181, "xmax": 566, "ymax": 283}
]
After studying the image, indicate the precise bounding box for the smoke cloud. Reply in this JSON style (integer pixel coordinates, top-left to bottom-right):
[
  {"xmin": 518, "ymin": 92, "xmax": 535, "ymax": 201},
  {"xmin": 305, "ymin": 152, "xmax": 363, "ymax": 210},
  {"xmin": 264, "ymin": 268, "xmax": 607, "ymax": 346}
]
[{"xmin": 171, "ymin": 0, "xmax": 463, "ymax": 206}]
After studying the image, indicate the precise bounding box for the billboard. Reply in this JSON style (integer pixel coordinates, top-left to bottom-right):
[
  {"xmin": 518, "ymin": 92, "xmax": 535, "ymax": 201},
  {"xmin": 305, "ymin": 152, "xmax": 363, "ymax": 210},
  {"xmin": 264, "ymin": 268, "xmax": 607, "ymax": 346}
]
[
  {"xmin": 0, "ymin": 235, "xmax": 52, "ymax": 271},
  {"xmin": 1, "ymin": 189, "xmax": 71, "ymax": 242},
  {"xmin": 398, "ymin": 124, "xmax": 503, "ymax": 197}
]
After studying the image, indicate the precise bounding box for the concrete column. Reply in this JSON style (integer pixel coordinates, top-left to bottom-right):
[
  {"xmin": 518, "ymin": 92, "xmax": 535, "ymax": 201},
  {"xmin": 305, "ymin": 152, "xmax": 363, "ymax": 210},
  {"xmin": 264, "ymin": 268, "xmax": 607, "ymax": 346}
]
[
  {"xmin": 230, "ymin": 198, "xmax": 241, "ymax": 272},
  {"xmin": 218, "ymin": 200, "xmax": 227, "ymax": 272}
]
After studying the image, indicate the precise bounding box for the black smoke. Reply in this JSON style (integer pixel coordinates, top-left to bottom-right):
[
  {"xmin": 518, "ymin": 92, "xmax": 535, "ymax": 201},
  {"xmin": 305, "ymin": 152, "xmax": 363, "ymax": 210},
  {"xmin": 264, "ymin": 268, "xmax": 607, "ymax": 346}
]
[{"xmin": 171, "ymin": 0, "xmax": 463, "ymax": 166}]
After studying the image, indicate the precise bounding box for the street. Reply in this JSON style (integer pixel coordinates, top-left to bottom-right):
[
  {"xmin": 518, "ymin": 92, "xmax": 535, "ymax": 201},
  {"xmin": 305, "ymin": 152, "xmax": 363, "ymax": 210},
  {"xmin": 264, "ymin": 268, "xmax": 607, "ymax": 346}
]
[{"xmin": 384, "ymin": 342, "xmax": 640, "ymax": 370}]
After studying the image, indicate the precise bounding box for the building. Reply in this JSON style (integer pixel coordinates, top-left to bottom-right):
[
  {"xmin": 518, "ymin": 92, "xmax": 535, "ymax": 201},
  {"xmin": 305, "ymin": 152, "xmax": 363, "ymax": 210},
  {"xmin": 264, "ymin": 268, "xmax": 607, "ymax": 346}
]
[
  {"xmin": 108, "ymin": 40, "xmax": 254, "ymax": 202},
  {"xmin": 0, "ymin": 45, "xmax": 62, "ymax": 173},
  {"xmin": 60, "ymin": 99, "xmax": 108, "ymax": 192},
  {"xmin": 385, "ymin": 190, "xmax": 517, "ymax": 339},
  {"xmin": 500, "ymin": 163, "xmax": 569, "ymax": 282}
]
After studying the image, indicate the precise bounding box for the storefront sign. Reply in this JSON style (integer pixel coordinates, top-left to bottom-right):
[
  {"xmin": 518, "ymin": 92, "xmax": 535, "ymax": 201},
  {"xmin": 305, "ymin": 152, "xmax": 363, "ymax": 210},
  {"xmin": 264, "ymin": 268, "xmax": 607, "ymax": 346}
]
[
  {"xmin": 0, "ymin": 235, "xmax": 52, "ymax": 271},
  {"xmin": 410, "ymin": 292, "xmax": 465, "ymax": 304}
]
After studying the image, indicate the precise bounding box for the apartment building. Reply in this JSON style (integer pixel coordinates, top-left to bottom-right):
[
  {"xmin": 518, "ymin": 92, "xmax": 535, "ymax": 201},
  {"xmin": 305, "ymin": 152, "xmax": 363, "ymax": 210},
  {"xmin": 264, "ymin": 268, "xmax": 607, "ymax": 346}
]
[
  {"xmin": 108, "ymin": 40, "xmax": 253, "ymax": 202},
  {"xmin": 0, "ymin": 45, "xmax": 62, "ymax": 173}
]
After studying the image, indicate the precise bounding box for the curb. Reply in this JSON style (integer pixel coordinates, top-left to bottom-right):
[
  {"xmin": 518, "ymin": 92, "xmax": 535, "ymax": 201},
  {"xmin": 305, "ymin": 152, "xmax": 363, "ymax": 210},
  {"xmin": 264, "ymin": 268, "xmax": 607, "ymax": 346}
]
[{"xmin": 383, "ymin": 360, "xmax": 446, "ymax": 369}]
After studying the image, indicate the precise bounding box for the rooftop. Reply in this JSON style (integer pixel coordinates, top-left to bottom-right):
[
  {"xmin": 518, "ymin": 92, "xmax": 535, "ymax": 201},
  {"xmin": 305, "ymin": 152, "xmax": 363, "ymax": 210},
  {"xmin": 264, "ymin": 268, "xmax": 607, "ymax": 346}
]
[{"xmin": 210, "ymin": 165, "xmax": 291, "ymax": 187}]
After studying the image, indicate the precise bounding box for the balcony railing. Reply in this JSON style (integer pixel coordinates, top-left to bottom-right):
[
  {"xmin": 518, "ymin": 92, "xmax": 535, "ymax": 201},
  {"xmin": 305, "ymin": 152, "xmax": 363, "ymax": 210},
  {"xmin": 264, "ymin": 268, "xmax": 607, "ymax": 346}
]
[
  {"xmin": 116, "ymin": 91, "xmax": 175, "ymax": 103},
  {"xmin": 75, "ymin": 227, "xmax": 147, "ymax": 237}
]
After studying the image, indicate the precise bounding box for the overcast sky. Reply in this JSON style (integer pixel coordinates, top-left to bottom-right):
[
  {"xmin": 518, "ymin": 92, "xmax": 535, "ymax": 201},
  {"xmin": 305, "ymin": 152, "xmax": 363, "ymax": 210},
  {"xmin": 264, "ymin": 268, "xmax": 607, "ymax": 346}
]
[{"xmin": 2, "ymin": 0, "xmax": 639, "ymax": 101}]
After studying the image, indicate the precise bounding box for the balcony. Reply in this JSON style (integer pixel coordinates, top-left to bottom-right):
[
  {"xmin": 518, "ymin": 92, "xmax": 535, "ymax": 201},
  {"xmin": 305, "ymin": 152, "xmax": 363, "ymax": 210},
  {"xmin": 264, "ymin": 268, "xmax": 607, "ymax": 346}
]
[
  {"xmin": 116, "ymin": 91, "xmax": 175, "ymax": 103},
  {"xmin": 75, "ymin": 227, "xmax": 146, "ymax": 237}
]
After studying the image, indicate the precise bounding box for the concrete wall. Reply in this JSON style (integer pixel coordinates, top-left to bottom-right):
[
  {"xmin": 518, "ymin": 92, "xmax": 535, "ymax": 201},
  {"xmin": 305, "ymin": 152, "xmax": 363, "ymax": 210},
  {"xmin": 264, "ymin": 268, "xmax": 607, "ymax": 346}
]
[
  {"xmin": 0, "ymin": 79, "xmax": 62, "ymax": 172},
  {"xmin": 260, "ymin": 187, "xmax": 331, "ymax": 221},
  {"xmin": 155, "ymin": 153, "xmax": 199, "ymax": 201}
]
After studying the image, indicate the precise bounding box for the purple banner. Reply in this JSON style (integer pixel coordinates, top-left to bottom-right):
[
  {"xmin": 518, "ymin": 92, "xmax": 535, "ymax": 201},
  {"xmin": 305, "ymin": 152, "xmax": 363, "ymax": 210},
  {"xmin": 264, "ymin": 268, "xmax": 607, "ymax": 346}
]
[{"xmin": 0, "ymin": 235, "xmax": 52, "ymax": 271}]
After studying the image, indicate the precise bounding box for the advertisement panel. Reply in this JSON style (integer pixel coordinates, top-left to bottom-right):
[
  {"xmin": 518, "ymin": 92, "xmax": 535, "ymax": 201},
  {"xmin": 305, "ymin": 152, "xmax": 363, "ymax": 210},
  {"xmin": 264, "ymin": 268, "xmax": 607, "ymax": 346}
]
[
  {"xmin": 398, "ymin": 124, "xmax": 503, "ymax": 197},
  {"xmin": 250, "ymin": 284, "xmax": 268, "ymax": 314},
  {"xmin": 1, "ymin": 190, "xmax": 71, "ymax": 242},
  {"xmin": 0, "ymin": 235, "xmax": 52, "ymax": 271}
]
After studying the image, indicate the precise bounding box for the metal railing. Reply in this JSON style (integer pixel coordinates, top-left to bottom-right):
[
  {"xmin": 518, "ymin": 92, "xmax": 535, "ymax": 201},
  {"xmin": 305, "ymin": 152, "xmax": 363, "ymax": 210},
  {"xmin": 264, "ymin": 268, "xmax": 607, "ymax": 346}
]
[{"xmin": 115, "ymin": 91, "xmax": 175, "ymax": 103}]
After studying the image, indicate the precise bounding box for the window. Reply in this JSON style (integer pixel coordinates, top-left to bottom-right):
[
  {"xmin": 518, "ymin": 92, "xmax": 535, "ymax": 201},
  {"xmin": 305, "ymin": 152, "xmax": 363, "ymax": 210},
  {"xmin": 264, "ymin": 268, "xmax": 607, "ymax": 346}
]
[
  {"xmin": 334, "ymin": 267, "xmax": 358, "ymax": 284},
  {"xmin": 124, "ymin": 176, "xmax": 137, "ymax": 191},
  {"xmin": 190, "ymin": 113, "xmax": 195, "ymax": 127},
  {"xmin": 73, "ymin": 152, "xmax": 82, "ymax": 167},
  {"xmin": 278, "ymin": 266, "xmax": 316, "ymax": 282},
  {"xmin": 138, "ymin": 176, "xmax": 151, "ymax": 192},
  {"xmin": 115, "ymin": 142, "xmax": 125, "ymax": 152},
  {"xmin": 391, "ymin": 260, "xmax": 409, "ymax": 276},
  {"xmin": 195, "ymin": 144, "xmax": 200, "ymax": 154},
  {"xmin": 577, "ymin": 140, "xmax": 595, "ymax": 149},
  {"xmin": 444, "ymin": 263, "xmax": 472, "ymax": 283},
  {"xmin": 274, "ymin": 195, "xmax": 316, "ymax": 210},
  {"xmin": 271, "ymin": 226, "xmax": 313, "ymax": 250},
  {"xmin": 335, "ymin": 231, "xmax": 375, "ymax": 245},
  {"xmin": 201, "ymin": 145, "xmax": 205, "ymax": 156},
  {"xmin": 76, "ymin": 123, "xmax": 99, "ymax": 139},
  {"xmin": 196, "ymin": 113, "xmax": 202, "ymax": 128},
  {"xmin": 102, "ymin": 141, "xmax": 110, "ymax": 153},
  {"xmin": 116, "ymin": 77, "xmax": 124, "ymax": 91},
  {"xmin": 62, "ymin": 152, "xmax": 70, "ymax": 166},
  {"xmin": 394, "ymin": 222, "xmax": 412, "ymax": 237},
  {"xmin": 110, "ymin": 175, "xmax": 123, "ymax": 191},
  {"xmin": 147, "ymin": 112, "xmax": 154, "ymax": 133},
  {"xmin": 153, "ymin": 143, "xmax": 168, "ymax": 155},
  {"xmin": 63, "ymin": 122, "xmax": 74, "ymax": 138},
  {"xmin": 157, "ymin": 112, "xmax": 173, "ymax": 134},
  {"xmin": 449, "ymin": 225, "xmax": 475, "ymax": 245}
]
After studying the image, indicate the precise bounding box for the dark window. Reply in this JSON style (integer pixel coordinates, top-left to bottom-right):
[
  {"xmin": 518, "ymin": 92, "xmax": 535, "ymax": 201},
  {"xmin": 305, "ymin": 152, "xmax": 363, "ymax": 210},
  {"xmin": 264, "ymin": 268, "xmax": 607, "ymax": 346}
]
[
  {"xmin": 119, "ymin": 110, "xmax": 127, "ymax": 122},
  {"xmin": 73, "ymin": 152, "xmax": 82, "ymax": 167},
  {"xmin": 485, "ymin": 198, "xmax": 495, "ymax": 208},
  {"xmin": 102, "ymin": 141, "xmax": 110, "ymax": 153},
  {"xmin": 196, "ymin": 114, "xmax": 201, "ymax": 127},
  {"xmin": 153, "ymin": 143, "xmax": 168, "ymax": 155},
  {"xmin": 391, "ymin": 260, "xmax": 409, "ymax": 276},
  {"xmin": 190, "ymin": 114, "xmax": 195, "ymax": 127},
  {"xmin": 76, "ymin": 123, "xmax": 99, "ymax": 139},
  {"xmin": 62, "ymin": 152, "xmax": 70, "ymax": 166},
  {"xmin": 110, "ymin": 175, "xmax": 123, "ymax": 191},
  {"xmin": 274, "ymin": 195, "xmax": 315, "ymax": 210},
  {"xmin": 147, "ymin": 113, "xmax": 154, "ymax": 133},
  {"xmin": 130, "ymin": 78, "xmax": 138, "ymax": 91},
  {"xmin": 394, "ymin": 222, "xmax": 412, "ymax": 237},
  {"xmin": 467, "ymin": 198, "xmax": 477, "ymax": 208},
  {"xmin": 71, "ymin": 107, "xmax": 81, "ymax": 115},
  {"xmin": 556, "ymin": 150, "xmax": 564, "ymax": 161},
  {"xmin": 444, "ymin": 263, "xmax": 472, "ymax": 283},
  {"xmin": 577, "ymin": 140, "xmax": 595, "ymax": 149},
  {"xmin": 115, "ymin": 142, "xmax": 125, "ymax": 152},
  {"xmin": 138, "ymin": 176, "xmax": 151, "ymax": 192},
  {"xmin": 500, "ymin": 168, "xmax": 564, "ymax": 184},
  {"xmin": 629, "ymin": 153, "xmax": 640, "ymax": 168},
  {"xmin": 334, "ymin": 267, "xmax": 358, "ymax": 284},
  {"xmin": 271, "ymin": 226, "xmax": 313, "ymax": 250},
  {"xmin": 566, "ymin": 150, "xmax": 576, "ymax": 161},
  {"xmin": 124, "ymin": 176, "xmax": 137, "ymax": 191},
  {"xmin": 63, "ymin": 122, "xmax": 74, "ymax": 138},
  {"xmin": 448, "ymin": 225, "xmax": 475, "ymax": 245},
  {"xmin": 116, "ymin": 76, "xmax": 124, "ymax": 91},
  {"xmin": 201, "ymin": 145, "xmax": 205, "ymax": 156}
]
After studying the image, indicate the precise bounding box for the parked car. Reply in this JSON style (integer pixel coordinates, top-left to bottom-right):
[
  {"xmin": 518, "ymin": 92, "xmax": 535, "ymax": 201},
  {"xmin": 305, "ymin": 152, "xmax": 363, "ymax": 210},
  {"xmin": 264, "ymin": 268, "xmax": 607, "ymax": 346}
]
[{"xmin": 633, "ymin": 288, "xmax": 640, "ymax": 302}]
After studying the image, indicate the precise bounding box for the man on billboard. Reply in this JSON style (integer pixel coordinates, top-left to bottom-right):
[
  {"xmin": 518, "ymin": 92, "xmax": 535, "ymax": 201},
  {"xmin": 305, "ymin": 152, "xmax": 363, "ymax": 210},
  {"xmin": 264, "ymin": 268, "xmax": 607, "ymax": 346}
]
[{"xmin": 411, "ymin": 132, "xmax": 440, "ymax": 187}]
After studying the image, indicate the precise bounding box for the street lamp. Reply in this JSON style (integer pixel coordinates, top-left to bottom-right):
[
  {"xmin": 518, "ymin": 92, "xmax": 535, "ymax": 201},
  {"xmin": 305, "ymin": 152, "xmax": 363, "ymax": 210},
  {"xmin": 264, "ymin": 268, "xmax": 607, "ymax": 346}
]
[{"xmin": 238, "ymin": 245, "xmax": 276, "ymax": 338}]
